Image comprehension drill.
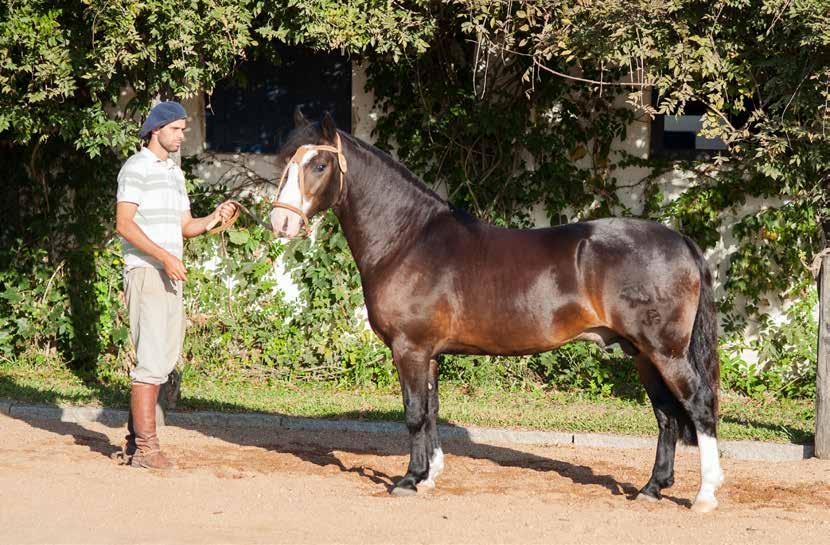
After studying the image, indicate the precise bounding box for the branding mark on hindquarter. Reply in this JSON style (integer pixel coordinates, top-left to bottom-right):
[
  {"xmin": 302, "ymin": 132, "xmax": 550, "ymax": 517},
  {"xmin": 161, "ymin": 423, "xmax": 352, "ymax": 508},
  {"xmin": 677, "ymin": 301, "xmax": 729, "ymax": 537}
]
[
  {"xmin": 642, "ymin": 308, "xmax": 661, "ymax": 326},
  {"xmin": 620, "ymin": 284, "xmax": 652, "ymax": 307}
]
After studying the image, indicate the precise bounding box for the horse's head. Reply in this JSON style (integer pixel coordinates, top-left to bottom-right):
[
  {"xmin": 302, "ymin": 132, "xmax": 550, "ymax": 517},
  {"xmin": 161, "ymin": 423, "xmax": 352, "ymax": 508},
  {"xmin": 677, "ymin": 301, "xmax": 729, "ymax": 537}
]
[{"xmin": 270, "ymin": 111, "xmax": 348, "ymax": 238}]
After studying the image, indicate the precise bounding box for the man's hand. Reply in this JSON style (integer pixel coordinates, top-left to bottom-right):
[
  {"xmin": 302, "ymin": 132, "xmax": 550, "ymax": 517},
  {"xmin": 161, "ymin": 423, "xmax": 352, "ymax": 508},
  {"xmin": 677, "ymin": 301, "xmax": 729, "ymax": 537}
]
[
  {"xmin": 212, "ymin": 201, "xmax": 236, "ymax": 226},
  {"xmin": 183, "ymin": 201, "xmax": 238, "ymax": 238},
  {"xmin": 161, "ymin": 253, "xmax": 187, "ymax": 282}
]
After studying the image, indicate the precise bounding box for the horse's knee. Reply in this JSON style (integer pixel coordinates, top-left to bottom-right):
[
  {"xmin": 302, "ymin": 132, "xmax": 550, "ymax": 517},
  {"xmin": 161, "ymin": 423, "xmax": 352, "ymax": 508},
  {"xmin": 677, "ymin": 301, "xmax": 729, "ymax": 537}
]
[
  {"xmin": 404, "ymin": 393, "xmax": 428, "ymax": 433},
  {"xmin": 406, "ymin": 413, "xmax": 426, "ymax": 433}
]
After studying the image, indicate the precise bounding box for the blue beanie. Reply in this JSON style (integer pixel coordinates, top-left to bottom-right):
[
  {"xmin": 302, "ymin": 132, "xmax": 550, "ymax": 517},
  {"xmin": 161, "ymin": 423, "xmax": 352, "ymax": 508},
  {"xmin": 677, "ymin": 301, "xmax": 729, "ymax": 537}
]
[{"xmin": 139, "ymin": 101, "xmax": 187, "ymax": 139}]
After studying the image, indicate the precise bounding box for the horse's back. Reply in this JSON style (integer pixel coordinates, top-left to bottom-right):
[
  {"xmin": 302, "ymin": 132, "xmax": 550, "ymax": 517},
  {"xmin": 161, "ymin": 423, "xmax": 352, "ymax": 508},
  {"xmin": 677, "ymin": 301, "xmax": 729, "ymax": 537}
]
[{"xmin": 472, "ymin": 217, "xmax": 697, "ymax": 275}]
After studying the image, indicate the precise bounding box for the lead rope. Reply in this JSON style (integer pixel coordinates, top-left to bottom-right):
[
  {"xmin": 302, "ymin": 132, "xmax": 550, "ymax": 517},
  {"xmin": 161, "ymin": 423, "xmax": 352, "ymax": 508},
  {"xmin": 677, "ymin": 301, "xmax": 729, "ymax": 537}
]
[
  {"xmin": 204, "ymin": 199, "xmax": 267, "ymax": 318},
  {"xmin": 205, "ymin": 199, "xmax": 270, "ymax": 235},
  {"xmin": 219, "ymin": 230, "xmax": 236, "ymax": 318}
]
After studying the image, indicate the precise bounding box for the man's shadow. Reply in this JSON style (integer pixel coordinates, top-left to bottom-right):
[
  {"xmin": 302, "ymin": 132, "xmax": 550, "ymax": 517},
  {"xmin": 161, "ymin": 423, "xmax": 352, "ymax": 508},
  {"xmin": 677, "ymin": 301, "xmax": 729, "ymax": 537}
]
[{"xmin": 1, "ymin": 378, "xmax": 123, "ymax": 459}]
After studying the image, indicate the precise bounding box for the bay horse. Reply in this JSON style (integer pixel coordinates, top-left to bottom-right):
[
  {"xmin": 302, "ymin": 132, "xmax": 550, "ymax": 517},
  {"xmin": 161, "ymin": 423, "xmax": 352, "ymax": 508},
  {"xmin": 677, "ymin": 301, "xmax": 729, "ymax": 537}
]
[{"xmin": 269, "ymin": 113, "xmax": 724, "ymax": 513}]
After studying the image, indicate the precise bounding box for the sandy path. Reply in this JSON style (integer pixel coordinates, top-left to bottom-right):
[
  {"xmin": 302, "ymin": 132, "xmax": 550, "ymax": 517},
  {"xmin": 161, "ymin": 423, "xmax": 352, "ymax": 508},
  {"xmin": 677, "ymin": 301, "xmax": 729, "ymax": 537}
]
[{"xmin": 2, "ymin": 412, "xmax": 830, "ymax": 544}]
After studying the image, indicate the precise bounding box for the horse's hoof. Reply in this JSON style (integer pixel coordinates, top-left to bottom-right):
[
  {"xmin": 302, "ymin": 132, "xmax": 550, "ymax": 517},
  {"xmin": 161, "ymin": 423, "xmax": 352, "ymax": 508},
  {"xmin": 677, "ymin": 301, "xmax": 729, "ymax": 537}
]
[
  {"xmin": 390, "ymin": 485, "xmax": 418, "ymax": 497},
  {"xmin": 691, "ymin": 497, "xmax": 718, "ymax": 513},
  {"xmin": 636, "ymin": 492, "xmax": 659, "ymax": 503},
  {"xmin": 418, "ymin": 478, "xmax": 436, "ymax": 490}
]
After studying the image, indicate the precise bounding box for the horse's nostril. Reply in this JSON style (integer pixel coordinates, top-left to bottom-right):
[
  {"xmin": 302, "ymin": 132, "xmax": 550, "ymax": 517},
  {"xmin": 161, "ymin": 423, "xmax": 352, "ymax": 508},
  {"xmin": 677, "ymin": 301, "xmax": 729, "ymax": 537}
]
[{"xmin": 281, "ymin": 216, "xmax": 289, "ymax": 234}]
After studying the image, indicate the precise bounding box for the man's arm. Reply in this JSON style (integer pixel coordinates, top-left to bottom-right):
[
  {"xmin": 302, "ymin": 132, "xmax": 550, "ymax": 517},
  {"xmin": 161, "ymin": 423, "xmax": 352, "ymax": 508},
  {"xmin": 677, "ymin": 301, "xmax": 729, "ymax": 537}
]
[
  {"xmin": 180, "ymin": 201, "xmax": 236, "ymax": 239},
  {"xmin": 116, "ymin": 202, "xmax": 188, "ymax": 281}
]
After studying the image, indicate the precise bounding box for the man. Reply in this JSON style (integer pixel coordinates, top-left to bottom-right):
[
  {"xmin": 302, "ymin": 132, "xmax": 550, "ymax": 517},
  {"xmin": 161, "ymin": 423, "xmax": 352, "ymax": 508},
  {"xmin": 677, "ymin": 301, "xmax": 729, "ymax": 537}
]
[{"xmin": 115, "ymin": 101, "xmax": 234, "ymax": 468}]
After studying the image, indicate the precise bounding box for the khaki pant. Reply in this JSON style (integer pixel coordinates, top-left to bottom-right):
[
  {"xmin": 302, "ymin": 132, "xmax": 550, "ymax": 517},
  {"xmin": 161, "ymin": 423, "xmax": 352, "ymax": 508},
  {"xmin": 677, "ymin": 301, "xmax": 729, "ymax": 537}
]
[{"xmin": 125, "ymin": 267, "xmax": 185, "ymax": 385}]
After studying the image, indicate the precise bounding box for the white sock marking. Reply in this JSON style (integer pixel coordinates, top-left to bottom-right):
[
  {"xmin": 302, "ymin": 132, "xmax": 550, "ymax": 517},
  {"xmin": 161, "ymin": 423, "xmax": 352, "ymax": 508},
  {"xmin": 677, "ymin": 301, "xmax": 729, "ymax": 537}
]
[
  {"xmin": 419, "ymin": 447, "xmax": 444, "ymax": 489},
  {"xmin": 695, "ymin": 433, "xmax": 724, "ymax": 508}
]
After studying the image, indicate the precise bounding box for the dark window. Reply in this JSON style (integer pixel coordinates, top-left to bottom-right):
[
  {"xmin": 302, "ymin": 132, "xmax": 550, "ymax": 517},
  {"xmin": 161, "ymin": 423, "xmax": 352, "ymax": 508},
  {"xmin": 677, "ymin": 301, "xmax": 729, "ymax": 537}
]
[
  {"xmin": 205, "ymin": 45, "xmax": 351, "ymax": 154},
  {"xmin": 649, "ymin": 92, "xmax": 727, "ymax": 160}
]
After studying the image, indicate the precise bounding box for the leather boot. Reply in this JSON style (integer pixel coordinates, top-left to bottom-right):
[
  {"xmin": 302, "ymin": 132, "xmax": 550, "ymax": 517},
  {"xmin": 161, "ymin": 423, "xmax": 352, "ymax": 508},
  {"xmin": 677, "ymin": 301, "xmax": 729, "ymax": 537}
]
[{"xmin": 129, "ymin": 382, "xmax": 173, "ymax": 469}]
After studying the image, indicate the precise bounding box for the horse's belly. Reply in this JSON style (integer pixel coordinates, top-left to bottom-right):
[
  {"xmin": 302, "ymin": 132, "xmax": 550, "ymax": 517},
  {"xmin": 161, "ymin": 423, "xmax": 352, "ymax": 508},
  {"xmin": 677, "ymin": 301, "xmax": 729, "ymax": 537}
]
[{"xmin": 441, "ymin": 301, "xmax": 593, "ymax": 356}]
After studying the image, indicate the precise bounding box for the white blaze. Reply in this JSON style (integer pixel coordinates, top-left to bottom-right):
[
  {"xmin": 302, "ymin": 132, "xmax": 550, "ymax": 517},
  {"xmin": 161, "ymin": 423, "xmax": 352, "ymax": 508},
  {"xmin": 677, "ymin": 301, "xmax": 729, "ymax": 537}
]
[
  {"xmin": 271, "ymin": 149, "xmax": 317, "ymax": 236},
  {"xmin": 277, "ymin": 149, "xmax": 317, "ymax": 215}
]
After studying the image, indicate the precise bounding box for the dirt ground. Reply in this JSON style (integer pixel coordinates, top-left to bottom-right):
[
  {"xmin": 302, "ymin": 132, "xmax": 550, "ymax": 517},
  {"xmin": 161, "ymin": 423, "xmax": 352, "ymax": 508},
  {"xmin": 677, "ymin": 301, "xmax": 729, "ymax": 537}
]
[{"xmin": 2, "ymin": 412, "xmax": 830, "ymax": 544}]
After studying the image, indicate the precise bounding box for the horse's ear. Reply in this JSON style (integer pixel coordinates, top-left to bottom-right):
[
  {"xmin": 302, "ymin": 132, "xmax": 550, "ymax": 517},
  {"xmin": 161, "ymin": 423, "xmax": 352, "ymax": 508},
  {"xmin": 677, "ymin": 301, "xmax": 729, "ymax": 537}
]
[
  {"xmin": 321, "ymin": 112, "xmax": 337, "ymax": 142},
  {"xmin": 293, "ymin": 107, "xmax": 309, "ymax": 129}
]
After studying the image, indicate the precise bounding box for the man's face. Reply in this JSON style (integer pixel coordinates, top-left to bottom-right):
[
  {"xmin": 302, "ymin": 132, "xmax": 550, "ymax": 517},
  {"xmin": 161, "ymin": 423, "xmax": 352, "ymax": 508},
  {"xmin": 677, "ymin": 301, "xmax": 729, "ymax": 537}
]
[{"xmin": 155, "ymin": 119, "xmax": 186, "ymax": 153}]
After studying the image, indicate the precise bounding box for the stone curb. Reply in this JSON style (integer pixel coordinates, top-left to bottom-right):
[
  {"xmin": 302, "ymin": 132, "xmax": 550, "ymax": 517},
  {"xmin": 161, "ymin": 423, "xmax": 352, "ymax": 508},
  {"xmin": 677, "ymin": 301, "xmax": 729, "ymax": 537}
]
[
  {"xmin": 0, "ymin": 398, "xmax": 814, "ymax": 462},
  {"xmin": 719, "ymin": 440, "xmax": 814, "ymax": 461}
]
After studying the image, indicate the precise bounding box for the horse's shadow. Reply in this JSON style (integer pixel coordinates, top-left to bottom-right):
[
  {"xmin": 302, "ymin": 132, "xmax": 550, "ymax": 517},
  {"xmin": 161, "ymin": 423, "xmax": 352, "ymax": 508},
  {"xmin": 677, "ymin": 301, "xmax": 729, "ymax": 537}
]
[
  {"xmin": 1, "ymin": 375, "xmax": 690, "ymax": 507},
  {"xmin": 171, "ymin": 416, "xmax": 694, "ymax": 507}
]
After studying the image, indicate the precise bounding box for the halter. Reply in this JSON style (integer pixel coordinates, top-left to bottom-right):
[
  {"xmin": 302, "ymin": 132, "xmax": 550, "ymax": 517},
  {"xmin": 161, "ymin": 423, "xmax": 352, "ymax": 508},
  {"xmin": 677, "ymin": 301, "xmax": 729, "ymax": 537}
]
[{"xmin": 272, "ymin": 133, "xmax": 348, "ymax": 238}]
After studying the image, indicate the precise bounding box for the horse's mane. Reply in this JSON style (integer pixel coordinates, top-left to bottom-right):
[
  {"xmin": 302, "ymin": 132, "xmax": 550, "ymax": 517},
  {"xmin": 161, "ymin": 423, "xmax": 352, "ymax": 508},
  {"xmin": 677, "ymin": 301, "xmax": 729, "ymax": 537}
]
[{"xmin": 340, "ymin": 131, "xmax": 450, "ymax": 210}]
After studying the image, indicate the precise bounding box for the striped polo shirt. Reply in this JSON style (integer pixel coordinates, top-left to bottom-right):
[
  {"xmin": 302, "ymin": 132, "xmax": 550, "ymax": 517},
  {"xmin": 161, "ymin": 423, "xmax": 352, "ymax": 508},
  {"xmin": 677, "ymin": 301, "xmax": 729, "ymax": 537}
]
[{"xmin": 116, "ymin": 147, "xmax": 190, "ymax": 271}]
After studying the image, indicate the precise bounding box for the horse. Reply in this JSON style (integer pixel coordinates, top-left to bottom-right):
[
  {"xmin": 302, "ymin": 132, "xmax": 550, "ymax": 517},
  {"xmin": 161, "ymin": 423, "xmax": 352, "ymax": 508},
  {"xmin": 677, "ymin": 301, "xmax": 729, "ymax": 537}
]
[{"xmin": 268, "ymin": 112, "xmax": 724, "ymax": 513}]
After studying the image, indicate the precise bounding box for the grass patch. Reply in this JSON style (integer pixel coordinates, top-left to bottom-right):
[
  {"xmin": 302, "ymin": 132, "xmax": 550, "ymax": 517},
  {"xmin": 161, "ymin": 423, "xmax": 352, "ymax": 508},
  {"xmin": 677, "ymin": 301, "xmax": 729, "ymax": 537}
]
[{"xmin": 0, "ymin": 359, "xmax": 814, "ymax": 444}]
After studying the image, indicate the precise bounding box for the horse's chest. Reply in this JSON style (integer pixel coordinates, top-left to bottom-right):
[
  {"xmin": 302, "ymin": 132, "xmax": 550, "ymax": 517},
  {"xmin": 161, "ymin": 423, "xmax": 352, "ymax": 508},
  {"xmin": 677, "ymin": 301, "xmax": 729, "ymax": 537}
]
[{"xmin": 363, "ymin": 272, "xmax": 455, "ymax": 334}]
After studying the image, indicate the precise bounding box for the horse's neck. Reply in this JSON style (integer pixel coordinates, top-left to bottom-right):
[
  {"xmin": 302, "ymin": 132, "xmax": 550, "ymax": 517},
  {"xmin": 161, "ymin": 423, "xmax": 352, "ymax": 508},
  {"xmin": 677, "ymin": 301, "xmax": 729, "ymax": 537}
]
[{"xmin": 334, "ymin": 136, "xmax": 449, "ymax": 276}]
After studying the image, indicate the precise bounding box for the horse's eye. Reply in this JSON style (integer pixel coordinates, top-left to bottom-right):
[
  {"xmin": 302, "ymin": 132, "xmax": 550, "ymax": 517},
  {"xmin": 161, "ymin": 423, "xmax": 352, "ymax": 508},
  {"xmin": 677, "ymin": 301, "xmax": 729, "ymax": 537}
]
[{"xmin": 314, "ymin": 163, "xmax": 326, "ymax": 173}]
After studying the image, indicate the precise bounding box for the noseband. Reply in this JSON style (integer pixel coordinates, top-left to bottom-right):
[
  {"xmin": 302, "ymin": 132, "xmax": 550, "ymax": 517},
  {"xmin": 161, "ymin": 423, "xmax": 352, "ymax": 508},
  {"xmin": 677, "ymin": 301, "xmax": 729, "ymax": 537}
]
[{"xmin": 273, "ymin": 133, "xmax": 348, "ymax": 238}]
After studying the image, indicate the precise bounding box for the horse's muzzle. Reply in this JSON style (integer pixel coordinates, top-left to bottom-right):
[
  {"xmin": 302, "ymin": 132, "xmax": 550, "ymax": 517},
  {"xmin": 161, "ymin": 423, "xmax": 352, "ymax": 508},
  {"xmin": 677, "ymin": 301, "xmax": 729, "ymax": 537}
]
[{"xmin": 270, "ymin": 207, "xmax": 304, "ymax": 239}]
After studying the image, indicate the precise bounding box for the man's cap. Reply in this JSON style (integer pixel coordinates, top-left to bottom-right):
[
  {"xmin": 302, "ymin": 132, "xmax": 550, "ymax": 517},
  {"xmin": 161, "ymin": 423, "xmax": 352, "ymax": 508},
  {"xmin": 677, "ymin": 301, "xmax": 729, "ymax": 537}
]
[{"xmin": 139, "ymin": 101, "xmax": 187, "ymax": 139}]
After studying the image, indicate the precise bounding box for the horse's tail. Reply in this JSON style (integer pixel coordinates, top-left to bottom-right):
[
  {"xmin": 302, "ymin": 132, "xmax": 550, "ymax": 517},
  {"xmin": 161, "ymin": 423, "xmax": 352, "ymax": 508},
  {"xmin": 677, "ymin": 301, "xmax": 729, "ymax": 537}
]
[{"xmin": 677, "ymin": 236, "xmax": 720, "ymax": 446}]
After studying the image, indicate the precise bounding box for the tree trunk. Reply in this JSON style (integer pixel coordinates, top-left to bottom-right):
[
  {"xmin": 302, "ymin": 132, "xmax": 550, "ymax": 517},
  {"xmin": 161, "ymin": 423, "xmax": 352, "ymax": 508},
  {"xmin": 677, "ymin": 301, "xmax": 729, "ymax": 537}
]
[{"xmin": 816, "ymin": 255, "xmax": 830, "ymax": 458}]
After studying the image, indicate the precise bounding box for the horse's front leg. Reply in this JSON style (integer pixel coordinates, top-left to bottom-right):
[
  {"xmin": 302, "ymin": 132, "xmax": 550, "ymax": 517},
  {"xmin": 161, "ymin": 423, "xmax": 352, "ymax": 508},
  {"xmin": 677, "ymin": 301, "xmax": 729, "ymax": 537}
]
[
  {"xmin": 390, "ymin": 345, "xmax": 431, "ymax": 496},
  {"xmin": 418, "ymin": 358, "xmax": 444, "ymax": 489}
]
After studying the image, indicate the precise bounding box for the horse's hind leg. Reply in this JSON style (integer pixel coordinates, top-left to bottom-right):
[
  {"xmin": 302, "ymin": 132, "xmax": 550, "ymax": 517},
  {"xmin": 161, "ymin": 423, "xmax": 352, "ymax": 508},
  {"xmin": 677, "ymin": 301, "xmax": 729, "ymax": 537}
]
[
  {"xmin": 683, "ymin": 374, "xmax": 723, "ymax": 513},
  {"xmin": 390, "ymin": 345, "xmax": 431, "ymax": 496},
  {"xmin": 418, "ymin": 358, "xmax": 444, "ymax": 489},
  {"xmin": 651, "ymin": 353, "xmax": 724, "ymax": 513},
  {"xmin": 634, "ymin": 356, "xmax": 683, "ymax": 501}
]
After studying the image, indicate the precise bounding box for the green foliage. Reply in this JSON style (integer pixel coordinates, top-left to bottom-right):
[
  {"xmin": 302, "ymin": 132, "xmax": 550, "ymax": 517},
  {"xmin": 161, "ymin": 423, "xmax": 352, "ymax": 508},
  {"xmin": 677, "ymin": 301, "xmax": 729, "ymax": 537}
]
[
  {"xmin": 366, "ymin": 3, "xmax": 635, "ymax": 226},
  {"xmin": 1, "ymin": 0, "xmax": 826, "ymax": 404},
  {"xmin": 0, "ymin": 0, "xmax": 433, "ymax": 156},
  {"xmin": 721, "ymin": 287, "xmax": 818, "ymax": 399},
  {"xmin": 530, "ymin": 344, "xmax": 643, "ymax": 400},
  {"xmin": 1, "ymin": 0, "xmax": 257, "ymax": 156},
  {"xmin": 259, "ymin": 0, "xmax": 434, "ymax": 60}
]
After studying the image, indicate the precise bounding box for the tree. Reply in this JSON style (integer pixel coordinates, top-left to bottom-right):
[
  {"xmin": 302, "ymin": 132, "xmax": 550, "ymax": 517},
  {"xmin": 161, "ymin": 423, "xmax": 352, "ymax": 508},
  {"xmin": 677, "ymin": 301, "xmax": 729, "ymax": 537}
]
[{"xmin": 0, "ymin": 0, "xmax": 434, "ymax": 157}]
